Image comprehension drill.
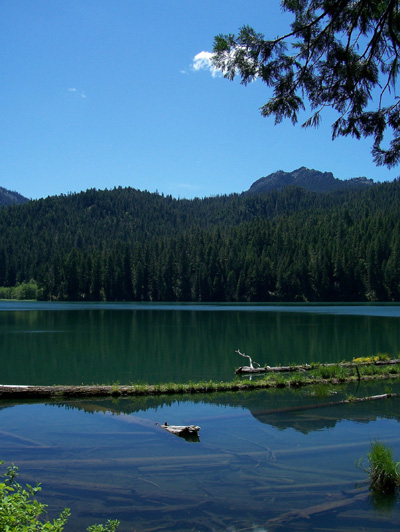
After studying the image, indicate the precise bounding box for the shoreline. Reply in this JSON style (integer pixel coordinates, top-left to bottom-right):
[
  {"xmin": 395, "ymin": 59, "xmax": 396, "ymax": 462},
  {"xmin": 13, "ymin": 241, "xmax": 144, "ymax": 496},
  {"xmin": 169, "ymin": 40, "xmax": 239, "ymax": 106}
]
[{"xmin": 0, "ymin": 365, "xmax": 399, "ymax": 399}]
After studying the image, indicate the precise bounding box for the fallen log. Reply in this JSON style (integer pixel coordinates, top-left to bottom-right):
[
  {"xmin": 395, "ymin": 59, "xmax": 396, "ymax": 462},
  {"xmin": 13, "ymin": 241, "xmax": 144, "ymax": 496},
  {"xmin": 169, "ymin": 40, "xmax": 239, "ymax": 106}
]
[
  {"xmin": 235, "ymin": 359, "xmax": 400, "ymax": 374},
  {"xmin": 235, "ymin": 366, "xmax": 267, "ymax": 374},
  {"xmin": 158, "ymin": 422, "xmax": 200, "ymax": 442},
  {"xmin": 0, "ymin": 358, "xmax": 399, "ymax": 399},
  {"xmin": 234, "ymin": 349, "xmax": 262, "ymax": 372}
]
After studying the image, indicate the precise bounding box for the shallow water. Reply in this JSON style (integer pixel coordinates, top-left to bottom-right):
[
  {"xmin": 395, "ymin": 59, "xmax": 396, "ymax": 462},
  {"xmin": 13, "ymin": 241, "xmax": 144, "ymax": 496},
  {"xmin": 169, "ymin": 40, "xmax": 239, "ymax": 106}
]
[{"xmin": 0, "ymin": 380, "xmax": 399, "ymax": 531}]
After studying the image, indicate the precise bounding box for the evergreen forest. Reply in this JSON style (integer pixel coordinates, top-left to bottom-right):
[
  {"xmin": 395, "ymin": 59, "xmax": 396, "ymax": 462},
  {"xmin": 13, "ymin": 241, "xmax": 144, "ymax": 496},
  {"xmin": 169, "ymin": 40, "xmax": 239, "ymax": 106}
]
[{"xmin": 1, "ymin": 180, "xmax": 400, "ymax": 302}]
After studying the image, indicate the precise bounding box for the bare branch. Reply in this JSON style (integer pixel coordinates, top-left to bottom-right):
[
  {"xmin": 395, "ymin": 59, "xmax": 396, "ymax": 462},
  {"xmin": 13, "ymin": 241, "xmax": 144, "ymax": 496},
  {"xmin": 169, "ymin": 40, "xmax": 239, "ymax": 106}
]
[{"xmin": 235, "ymin": 349, "xmax": 260, "ymax": 369}]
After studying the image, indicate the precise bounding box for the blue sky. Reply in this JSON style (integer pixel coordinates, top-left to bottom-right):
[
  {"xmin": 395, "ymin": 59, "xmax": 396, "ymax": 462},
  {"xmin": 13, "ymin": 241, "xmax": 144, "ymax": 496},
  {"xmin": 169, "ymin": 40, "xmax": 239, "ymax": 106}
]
[{"xmin": 1, "ymin": 1, "xmax": 398, "ymax": 200}]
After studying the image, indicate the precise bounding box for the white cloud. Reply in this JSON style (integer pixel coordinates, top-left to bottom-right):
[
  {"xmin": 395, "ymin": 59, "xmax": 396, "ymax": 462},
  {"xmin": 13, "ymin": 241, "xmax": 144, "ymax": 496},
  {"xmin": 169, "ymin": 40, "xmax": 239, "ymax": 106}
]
[
  {"xmin": 68, "ymin": 88, "xmax": 87, "ymax": 98},
  {"xmin": 192, "ymin": 47, "xmax": 259, "ymax": 82},
  {"xmin": 192, "ymin": 51, "xmax": 221, "ymax": 78}
]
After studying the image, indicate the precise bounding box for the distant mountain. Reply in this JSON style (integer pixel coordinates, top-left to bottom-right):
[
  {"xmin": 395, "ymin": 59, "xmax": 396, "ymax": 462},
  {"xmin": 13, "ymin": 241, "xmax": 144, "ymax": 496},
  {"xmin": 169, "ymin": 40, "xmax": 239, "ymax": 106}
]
[
  {"xmin": 246, "ymin": 167, "xmax": 375, "ymax": 194},
  {"xmin": 0, "ymin": 186, "xmax": 28, "ymax": 207}
]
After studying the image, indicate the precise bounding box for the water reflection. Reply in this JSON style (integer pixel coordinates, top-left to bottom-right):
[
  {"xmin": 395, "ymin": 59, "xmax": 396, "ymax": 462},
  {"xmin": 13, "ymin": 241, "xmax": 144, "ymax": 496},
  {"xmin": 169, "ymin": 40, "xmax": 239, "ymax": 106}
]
[
  {"xmin": 1, "ymin": 304, "xmax": 400, "ymax": 385},
  {"xmin": 30, "ymin": 379, "xmax": 400, "ymax": 434},
  {"xmin": 0, "ymin": 382, "xmax": 399, "ymax": 531}
]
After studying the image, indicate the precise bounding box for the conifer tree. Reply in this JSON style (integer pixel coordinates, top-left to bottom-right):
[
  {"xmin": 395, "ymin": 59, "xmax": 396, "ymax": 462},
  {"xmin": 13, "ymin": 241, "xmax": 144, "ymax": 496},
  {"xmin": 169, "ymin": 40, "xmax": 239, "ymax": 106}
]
[{"xmin": 213, "ymin": 0, "xmax": 400, "ymax": 166}]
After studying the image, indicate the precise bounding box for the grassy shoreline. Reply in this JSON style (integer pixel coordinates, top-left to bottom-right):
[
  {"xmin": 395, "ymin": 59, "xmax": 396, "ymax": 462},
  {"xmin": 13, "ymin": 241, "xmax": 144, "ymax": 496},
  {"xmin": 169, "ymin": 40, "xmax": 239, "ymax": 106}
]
[{"xmin": 0, "ymin": 361, "xmax": 399, "ymax": 399}]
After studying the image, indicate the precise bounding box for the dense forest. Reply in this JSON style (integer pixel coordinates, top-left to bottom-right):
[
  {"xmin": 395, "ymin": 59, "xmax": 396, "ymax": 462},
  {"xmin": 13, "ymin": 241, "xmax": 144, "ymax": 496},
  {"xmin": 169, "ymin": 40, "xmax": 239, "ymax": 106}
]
[{"xmin": 0, "ymin": 180, "xmax": 400, "ymax": 302}]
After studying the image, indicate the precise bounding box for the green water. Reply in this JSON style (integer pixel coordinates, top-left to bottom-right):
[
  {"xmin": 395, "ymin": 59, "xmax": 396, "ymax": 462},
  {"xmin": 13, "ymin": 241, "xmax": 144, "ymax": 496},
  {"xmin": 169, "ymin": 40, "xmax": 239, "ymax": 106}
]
[{"xmin": 0, "ymin": 302, "xmax": 400, "ymax": 385}]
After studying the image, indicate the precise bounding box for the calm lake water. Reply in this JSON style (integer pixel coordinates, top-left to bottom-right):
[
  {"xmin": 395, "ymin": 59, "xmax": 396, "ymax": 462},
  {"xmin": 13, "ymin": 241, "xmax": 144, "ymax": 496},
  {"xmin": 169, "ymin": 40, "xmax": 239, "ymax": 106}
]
[
  {"xmin": 0, "ymin": 303, "xmax": 399, "ymax": 531},
  {"xmin": 1, "ymin": 302, "xmax": 400, "ymax": 385}
]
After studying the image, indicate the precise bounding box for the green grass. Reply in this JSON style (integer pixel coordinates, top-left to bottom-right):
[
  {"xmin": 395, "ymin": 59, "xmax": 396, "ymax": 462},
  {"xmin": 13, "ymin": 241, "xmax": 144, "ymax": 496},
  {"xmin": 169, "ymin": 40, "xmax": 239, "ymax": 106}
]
[
  {"xmin": 359, "ymin": 441, "xmax": 400, "ymax": 495},
  {"xmin": 130, "ymin": 361, "xmax": 399, "ymax": 395},
  {"xmin": 2, "ymin": 360, "xmax": 400, "ymax": 399}
]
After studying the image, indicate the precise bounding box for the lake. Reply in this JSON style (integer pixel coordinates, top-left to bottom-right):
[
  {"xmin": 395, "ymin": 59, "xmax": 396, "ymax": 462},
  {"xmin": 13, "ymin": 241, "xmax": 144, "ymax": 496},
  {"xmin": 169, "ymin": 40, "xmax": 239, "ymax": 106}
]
[
  {"xmin": 0, "ymin": 302, "xmax": 399, "ymax": 531},
  {"xmin": 1, "ymin": 302, "xmax": 400, "ymax": 385}
]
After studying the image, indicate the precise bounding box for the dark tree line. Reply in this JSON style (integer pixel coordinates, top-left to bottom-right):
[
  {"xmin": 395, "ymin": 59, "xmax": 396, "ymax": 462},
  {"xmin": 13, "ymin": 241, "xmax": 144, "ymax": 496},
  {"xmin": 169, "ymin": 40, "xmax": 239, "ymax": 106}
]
[{"xmin": 0, "ymin": 181, "xmax": 400, "ymax": 302}]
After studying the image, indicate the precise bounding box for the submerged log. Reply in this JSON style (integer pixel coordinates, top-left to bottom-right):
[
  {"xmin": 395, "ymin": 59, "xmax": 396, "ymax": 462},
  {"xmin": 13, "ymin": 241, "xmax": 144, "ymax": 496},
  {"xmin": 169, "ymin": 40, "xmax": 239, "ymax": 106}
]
[
  {"xmin": 252, "ymin": 393, "xmax": 400, "ymax": 417},
  {"xmin": 159, "ymin": 422, "xmax": 200, "ymax": 442},
  {"xmin": 265, "ymin": 486, "xmax": 369, "ymax": 527}
]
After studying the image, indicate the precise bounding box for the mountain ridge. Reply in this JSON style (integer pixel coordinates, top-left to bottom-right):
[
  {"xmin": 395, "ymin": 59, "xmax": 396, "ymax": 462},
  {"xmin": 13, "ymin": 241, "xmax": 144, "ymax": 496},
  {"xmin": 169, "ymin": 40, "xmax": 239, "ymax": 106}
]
[
  {"xmin": 1, "ymin": 167, "xmax": 376, "ymax": 206},
  {"xmin": 0, "ymin": 186, "xmax": 29, "ymax": 207},
  {"xmin": 246, "ymin": 167, "xmax": 375, "ymax": 194}
]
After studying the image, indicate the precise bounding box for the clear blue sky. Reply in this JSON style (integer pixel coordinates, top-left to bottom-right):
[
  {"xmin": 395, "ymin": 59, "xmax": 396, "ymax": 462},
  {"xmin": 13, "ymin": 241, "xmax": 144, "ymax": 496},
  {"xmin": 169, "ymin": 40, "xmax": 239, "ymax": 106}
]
[{"xmin": 1, "ymin": 1, "xmax": 398, "ymax": 200}]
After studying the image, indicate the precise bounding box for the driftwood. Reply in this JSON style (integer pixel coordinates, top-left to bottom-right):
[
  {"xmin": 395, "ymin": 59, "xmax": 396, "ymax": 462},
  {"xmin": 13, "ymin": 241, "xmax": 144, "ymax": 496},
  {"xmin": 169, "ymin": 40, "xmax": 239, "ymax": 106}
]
[
  {"xmin": 158, "ymin": 422, "xmax": 200, "ymax": 442},
  {"xmin": 235, "ymin": 355, "xmax": 400, "ymax": 374},
  {"xmin": 234, "ymin": 349, "xmax": 263, "ymax": 373},
  {"xmin": 235, "ymin": 366, "xmax": 267, "ymax": 374}
]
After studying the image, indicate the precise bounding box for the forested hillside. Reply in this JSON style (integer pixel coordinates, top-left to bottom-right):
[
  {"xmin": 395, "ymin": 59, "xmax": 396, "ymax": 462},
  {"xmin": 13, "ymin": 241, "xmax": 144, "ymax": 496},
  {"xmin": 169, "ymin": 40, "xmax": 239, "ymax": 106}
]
[{"xmin": 1, "ymin": 181, "xmax": 399, "ymax": 302}]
